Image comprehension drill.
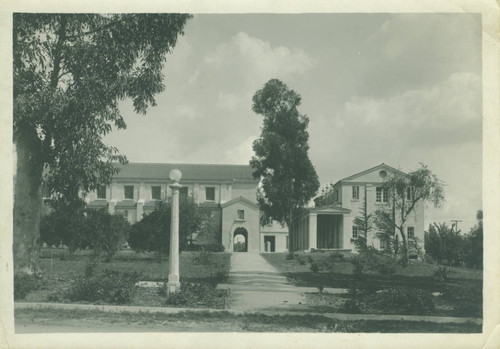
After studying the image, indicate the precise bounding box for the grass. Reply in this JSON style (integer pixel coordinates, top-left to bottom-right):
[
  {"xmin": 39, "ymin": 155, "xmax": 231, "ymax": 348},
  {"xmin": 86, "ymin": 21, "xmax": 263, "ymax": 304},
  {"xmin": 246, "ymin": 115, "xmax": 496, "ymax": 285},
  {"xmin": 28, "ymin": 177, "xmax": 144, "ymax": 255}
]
[
  {"xmin": 20, "ymin": 250, "xmax": 231, "ymax": 308},
  {"xmin": 261, "ymin": 252, "xmax": 483, "ymax": 318},
  {"xmin": 15, "ymin": 307, "xmax": 482, "ymax": 333},
  {"xmin": 262, "ymin": 252, "xmax": 482, "ymax": 290}
]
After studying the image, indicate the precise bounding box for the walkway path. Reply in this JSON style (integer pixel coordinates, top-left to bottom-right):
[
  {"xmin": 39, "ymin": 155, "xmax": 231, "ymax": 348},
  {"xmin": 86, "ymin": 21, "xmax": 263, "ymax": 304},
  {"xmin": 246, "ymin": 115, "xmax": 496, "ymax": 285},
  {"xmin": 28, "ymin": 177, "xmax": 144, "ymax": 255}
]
[{"xmin": 217, "ymin": 253, "xmax": 305, "ymax": 311}]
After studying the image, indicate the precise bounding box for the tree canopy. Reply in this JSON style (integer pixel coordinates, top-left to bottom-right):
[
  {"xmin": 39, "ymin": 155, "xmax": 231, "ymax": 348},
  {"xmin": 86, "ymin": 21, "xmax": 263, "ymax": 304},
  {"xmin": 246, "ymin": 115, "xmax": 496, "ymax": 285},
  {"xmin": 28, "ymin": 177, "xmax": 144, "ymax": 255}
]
[
  {"xmin": 374, "ymin": 164, "xmax": 445, "ymax": 265},
  {"xmin": 13, "ymin": 13, "xmax": 191, "ymax": 273},
  {"xmin": 250, "ymin": 79, "xmax": 319, "ymax": 249}
]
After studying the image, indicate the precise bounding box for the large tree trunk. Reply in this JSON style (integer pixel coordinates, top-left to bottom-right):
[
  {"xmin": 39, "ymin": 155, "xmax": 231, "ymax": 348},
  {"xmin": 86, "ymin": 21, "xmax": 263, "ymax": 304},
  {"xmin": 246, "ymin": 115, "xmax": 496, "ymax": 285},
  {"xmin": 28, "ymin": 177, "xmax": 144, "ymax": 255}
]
[{"xmin": 13, "ymin": 138, "xmax": 44, "ymax": 275}]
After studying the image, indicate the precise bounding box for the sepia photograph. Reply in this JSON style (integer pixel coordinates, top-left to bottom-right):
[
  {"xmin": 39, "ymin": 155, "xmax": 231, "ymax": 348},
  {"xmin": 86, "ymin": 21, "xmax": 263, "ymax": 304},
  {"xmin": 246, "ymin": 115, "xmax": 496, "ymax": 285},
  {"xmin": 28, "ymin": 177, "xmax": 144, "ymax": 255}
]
[{"xmin": 2, "ymin": 1, "xmax": 499, "ymax": 348}]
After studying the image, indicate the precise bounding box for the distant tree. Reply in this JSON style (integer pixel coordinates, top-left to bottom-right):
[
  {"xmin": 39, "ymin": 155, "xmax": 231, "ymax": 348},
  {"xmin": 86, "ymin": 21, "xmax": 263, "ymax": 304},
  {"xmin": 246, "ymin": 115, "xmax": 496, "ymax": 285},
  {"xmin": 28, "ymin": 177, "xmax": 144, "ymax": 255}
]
[
  {"xmin": 353, "ymin": 186, "xmax": 373, "ymax": 250},
  {"xmin": 250, "ymin": 79, "xmax": 320, "ymax": 251},
  {"xmin": 84, "ymin": 210, "xmax": 130, "ymax": 262},
  {"xmin": 424, "ymin": 222, "xmax": 464, "ymax": 266},
  {"xmin": 39, "ymin": 198, "xmax": 87, "ymax": 252},
  {"xmin": 463, "ymin": 210, "xmax": 483, "ymax": 269},
  {"xmin": 13, "ymin": 13, "xmax": 191, "ymax": 274},
  {"xmin": 374, "ymin": 164, "xmax": 445, "ymax": 266},
  {"xmin": 128, "ymin": 197, "xmax": 205, "ymax": 259}
]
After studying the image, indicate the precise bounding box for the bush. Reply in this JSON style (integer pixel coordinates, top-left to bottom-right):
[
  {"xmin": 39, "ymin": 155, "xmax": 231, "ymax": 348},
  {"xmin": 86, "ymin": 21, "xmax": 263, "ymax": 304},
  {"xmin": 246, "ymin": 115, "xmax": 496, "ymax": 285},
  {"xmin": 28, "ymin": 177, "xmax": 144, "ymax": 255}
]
[
  {"xmin": 64, "ymin": 265, "xmax": 140, "ymax": 304},
  {"xmin": 128, "ymin": 198, "xmax": 205, "ymax": 257},
  {"xmin": 433, "ymin": 266, "xmax": 449, "ymax": 282},
  {"xmin": 374, "ymin": 288, "xmax": 435, "ymax": 315},
  {"xmin": 350, "ymin": 246, "xmax": 396, "ymax": 276},
  {"xmin": 40, "ymin": 200, "xmax": 87, "ymax": 252},
  {"xmin": 14, "ymin": 273, "xmax": 44, "ymax": 300},
  {"xmin": 84, "ymin": 210, "xmax": 130, "ymax": 262},
  {"xmin": 286, "ymin": 251, "xmax": 295, "ymax": 260},
  {"xmin": 310, "ymin": 261, "xmax": 320, "ymax": 273},
  {"xmin": 341, "ymin": 299, "xmax": 361, "ymax": 314}
]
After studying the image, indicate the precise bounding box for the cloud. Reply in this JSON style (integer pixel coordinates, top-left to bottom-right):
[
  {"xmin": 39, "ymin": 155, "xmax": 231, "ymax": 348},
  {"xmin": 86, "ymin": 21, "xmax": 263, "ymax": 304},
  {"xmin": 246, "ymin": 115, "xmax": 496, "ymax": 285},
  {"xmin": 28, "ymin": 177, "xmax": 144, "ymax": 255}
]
[
  {"xmin": 360, "ymin": 13, "xmax": 481, "ymax": 97},
  {"xmin": 341, "ymin": 71, "xmax": 481, "ymax": 149},
  {"xmin": 224, "ymin": 136, "xmax": 255, "ymax": 165},
  {"xmin": 204, "ymin": 32, "xmax": 315, "ymax": 86}
]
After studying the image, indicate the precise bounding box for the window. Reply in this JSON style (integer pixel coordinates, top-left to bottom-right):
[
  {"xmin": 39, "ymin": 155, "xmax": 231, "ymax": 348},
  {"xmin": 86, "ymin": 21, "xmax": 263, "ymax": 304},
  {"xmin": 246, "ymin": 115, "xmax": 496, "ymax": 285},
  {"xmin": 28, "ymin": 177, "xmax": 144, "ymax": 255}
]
[
  {"xmin": 205, "ymin": 187, "xmax": 215, "ymax": 201},
  {"xmin": 333, "ymin": 189, "xmax": 339, "ymax": 203},
  {"xmin": 406, "ymin": 187, "xmax": 415, "ymax": 201},
  {"xmin": 352, "ymin": 226, "xmax": 358, "ymax": 239},
  {"xmin": 376, "ymin": 187, "xmax": 389, "ymax": 203},
  {"xmin": 124, "ymin": 186, "xmax": 134, "ymax": 199},
  {"xmin": 352, "ymin": 186, "xmax": 359, "ymax": 200},
  {"xmin": 97, "ymin": 185, "xmax": 106, "ymax": 199},
  {"xmin": 237, "ymin": 210, "xmax": 245, "ymax": 220},
  {"xmin": 179, "ymin": 187, "xmax": 188, "ymax": 200},
  {"xmin": 286, "ymin": 236, "xmax": 289, "ymax": 249},
  {"xmin": 407, "ymin": 226, "xmax": 415, "ymax": 239},
  {"xmin": 151, "ymin": 186, "xmax": 161, "ymax": 200}
]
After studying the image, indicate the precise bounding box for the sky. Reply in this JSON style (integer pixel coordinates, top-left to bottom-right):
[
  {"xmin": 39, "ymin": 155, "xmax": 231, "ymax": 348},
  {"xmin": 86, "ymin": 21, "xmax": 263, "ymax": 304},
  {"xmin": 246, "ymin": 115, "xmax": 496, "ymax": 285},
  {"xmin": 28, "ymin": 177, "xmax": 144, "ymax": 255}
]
[{"xmin": 104, "ymin": 13, "xmax": 482, "ymax": 233}]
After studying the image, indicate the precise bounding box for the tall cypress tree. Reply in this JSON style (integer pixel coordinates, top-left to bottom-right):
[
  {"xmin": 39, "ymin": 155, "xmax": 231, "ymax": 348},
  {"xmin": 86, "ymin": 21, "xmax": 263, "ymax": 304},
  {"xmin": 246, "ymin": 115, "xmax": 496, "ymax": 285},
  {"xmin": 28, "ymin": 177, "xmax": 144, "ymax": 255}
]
[{"xmin": 250, "ymin": 79, "xmax": 319, "ymax": 251}]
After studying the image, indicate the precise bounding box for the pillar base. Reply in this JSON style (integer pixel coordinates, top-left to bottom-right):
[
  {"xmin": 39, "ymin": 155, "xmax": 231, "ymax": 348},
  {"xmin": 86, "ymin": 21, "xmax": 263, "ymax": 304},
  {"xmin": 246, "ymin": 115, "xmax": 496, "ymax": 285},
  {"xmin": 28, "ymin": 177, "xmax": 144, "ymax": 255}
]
[{"xmin": 167, "ymin": 275, "xmax": 180, "ymax": 294}]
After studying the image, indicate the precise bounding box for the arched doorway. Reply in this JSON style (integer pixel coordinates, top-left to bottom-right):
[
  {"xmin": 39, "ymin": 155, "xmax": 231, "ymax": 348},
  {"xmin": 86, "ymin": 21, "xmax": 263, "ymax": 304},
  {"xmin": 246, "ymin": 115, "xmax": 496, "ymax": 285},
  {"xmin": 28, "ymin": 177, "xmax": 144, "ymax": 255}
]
[{"xmin": 233, "ymin": 228, "xmax": 248, "ymax": 252}]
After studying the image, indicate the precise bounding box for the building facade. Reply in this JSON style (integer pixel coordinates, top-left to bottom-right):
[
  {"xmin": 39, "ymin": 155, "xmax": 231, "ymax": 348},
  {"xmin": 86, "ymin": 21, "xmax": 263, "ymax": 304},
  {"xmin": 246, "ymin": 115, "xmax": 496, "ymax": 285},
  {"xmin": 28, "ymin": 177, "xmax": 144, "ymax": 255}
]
[
  {"xmin": 290, "ymin": 164, "xmax": 425, "ymax": 255},
  {"xmin": 85, "ymin": 163, "xmax": 289, "ymax": 253}
]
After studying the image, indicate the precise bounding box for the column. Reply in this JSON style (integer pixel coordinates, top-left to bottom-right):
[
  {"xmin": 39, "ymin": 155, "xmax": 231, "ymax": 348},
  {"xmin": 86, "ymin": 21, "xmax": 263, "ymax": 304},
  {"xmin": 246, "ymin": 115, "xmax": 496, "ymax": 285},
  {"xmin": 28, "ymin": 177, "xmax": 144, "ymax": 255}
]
[
  {"xmin": 167, "ymin": 169, "xmax": 182, "ymax": 294},
  {"xmin": 308, "ymin": 213, "xmax": 317, "ymax": 251}
]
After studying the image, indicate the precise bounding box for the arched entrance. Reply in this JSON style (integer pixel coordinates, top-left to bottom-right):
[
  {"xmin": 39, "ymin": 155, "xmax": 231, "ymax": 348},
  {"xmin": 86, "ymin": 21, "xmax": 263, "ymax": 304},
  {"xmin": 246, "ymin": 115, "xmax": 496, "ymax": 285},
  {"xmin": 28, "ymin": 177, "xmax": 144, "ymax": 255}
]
[{"xmin": 233, "ymin": 228, "xmax": 248, "ymax": 252}]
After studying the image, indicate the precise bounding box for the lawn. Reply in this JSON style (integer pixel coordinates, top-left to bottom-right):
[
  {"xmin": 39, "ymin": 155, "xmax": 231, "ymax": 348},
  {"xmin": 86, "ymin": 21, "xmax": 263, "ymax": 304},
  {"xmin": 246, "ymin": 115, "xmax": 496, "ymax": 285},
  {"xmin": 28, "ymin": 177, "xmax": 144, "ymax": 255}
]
[
  {"xmin": 262, "ymin": 252, "xmax": 483, "ymax": 318},
  {"xmin": 19, "ymin": 250, "xmax": 231, "ymax": 309},
  {"xmin": 15, "ymin": 307, "xmax": 482, "ymax": 333}
]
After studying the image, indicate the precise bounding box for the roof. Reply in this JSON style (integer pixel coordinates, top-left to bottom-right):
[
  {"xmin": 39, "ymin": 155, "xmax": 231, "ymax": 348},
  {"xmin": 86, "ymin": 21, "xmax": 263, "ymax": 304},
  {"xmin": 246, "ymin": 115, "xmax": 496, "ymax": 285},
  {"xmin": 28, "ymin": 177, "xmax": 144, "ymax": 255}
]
[
  {"xmin": 340, "ymin": 163, "xmax": 407, "ymax": 182},
  {"xmin": 221, "ymin": 196, "xmax": 259, "ymax": 209},
  {"xmin": 113, "ymin": 163, "xmax": 256, "ymax": 182}
]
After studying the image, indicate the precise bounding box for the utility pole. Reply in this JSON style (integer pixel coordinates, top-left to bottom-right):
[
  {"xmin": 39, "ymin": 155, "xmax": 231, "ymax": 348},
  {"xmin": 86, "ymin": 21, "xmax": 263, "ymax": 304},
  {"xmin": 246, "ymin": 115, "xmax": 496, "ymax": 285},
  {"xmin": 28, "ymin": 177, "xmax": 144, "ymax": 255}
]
[{"xmin": 451, "ymin": 219, "xmax": 462, "ymax": 233}]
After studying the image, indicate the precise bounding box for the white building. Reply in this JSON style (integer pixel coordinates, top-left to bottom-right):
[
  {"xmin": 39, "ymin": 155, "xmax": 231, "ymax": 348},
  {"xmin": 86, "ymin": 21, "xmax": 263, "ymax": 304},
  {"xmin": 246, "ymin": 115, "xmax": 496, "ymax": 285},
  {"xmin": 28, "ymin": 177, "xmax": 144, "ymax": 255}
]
[{"xmin": 291, "ymin": 163, "xmax": 425, "ymax": 255}]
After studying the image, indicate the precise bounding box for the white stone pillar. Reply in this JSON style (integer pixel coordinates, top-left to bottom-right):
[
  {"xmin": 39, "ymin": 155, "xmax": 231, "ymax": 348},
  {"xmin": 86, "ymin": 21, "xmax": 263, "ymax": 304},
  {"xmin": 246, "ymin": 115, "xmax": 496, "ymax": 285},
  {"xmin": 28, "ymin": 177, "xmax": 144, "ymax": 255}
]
[
  {"xmin": 308, "ymin": 213, "xmax": 317, "ymax": 251},
  {"xmin": 167, "ymin": 169, "xmax": 182, "ymax": 294}
]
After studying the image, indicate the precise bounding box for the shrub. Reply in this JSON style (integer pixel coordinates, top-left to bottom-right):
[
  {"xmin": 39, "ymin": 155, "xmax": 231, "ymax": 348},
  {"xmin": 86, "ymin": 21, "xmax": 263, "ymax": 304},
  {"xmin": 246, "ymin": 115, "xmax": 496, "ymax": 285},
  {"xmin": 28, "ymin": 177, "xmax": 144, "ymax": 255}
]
[
  {"xmin": 350, "ymin": 246, "xmax": 396, "ymax": 276},
  {"xmin": 40, "ymin": 200, "xmax": 87, "ymax": 252},
  {"xmin": 84, "ymin": 210, "xmax": 130, "ymax": 262},
  {"xmin": 433, "ymin": 266, "xmax": 449, "ymax": 282},
  {"xmin": 374, "ymin": 288, "xmax": 435, "ymax": 315},
  {"xmin": 14, "ymin": 273, "xmax": 43, "ymax": 300},
  {"xmin": 310, "ymin": 261, "xmax": 320, "ymax": 273},
  {"xmin": 341, "ymin": 299, "xmax": 361, "ymax": 314},
  {"xmin": 65, "ymin": 266, "xmax": 140, "ymax": 304},
  {"xmin": 286, "ymin": 251, "xmax": 295, "ymax": 260},
  {"xmin": 128, "ymin": 198, "xmax": 205, "ymax": 257}
]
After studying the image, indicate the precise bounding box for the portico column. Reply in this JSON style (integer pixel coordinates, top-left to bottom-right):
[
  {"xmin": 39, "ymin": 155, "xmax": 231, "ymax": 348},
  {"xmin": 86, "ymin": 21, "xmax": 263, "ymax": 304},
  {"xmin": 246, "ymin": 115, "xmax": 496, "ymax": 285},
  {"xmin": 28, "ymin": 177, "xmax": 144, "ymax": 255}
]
[
  {"xmin": 308, "ymin": 213, "xmax": 317, "ymax": 250},
  {"xmin": 167, "ymin": 169, "xmax": 182, "ymax": 294}
]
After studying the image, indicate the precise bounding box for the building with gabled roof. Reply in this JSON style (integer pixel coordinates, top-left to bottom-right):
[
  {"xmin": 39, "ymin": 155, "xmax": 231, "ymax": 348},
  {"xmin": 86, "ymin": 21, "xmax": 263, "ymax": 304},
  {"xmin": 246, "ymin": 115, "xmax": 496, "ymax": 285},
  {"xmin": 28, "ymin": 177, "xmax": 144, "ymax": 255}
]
[
  {"xmin": 291, "ymin": 163, "xmax": 424, "ymax": 256},
  {"xmin": 84, "ymin": 162, "xmax": 289, "ymax": 253}
]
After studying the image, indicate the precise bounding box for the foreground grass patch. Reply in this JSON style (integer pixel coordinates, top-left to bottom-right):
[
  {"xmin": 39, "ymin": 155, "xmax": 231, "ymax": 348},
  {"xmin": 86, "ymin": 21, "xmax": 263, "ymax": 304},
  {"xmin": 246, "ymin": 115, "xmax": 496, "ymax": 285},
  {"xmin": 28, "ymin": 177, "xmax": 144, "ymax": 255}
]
[
  {"xmin": 15, "ymin": 308, "xmax": 482, "ymax": 333},
  {"xmin": 20, "ymin": 252, "xmax": 231, "ymax": 308}
]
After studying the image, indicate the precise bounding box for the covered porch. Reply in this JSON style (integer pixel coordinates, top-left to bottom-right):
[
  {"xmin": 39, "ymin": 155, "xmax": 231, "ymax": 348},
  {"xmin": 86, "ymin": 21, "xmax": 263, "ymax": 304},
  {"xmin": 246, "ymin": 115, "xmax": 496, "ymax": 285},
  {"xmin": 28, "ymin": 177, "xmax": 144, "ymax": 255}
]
[{"xmin": 290, "ymin": 205, "xmax": 352, "ymax": 251}]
